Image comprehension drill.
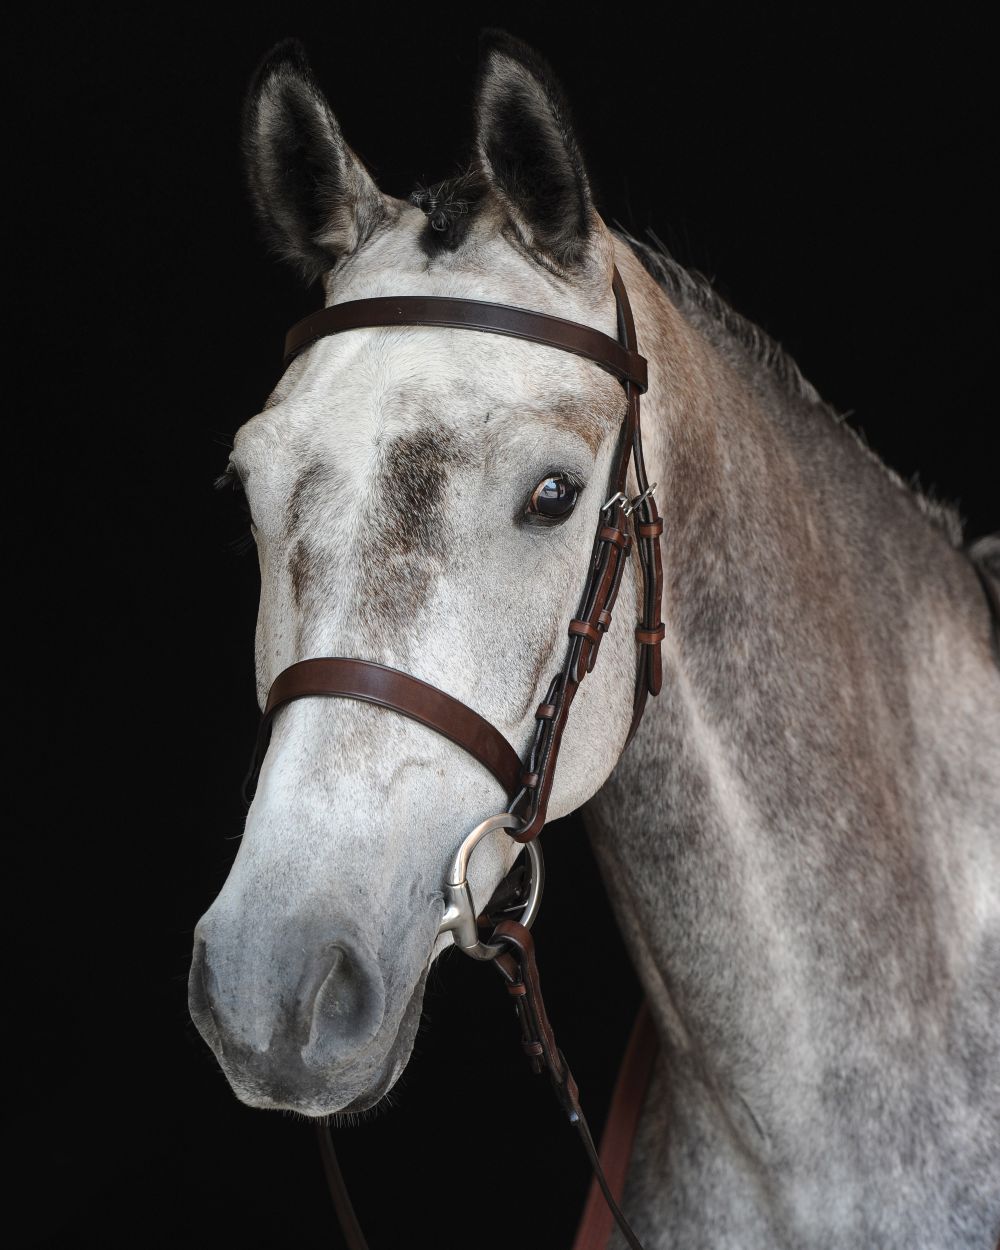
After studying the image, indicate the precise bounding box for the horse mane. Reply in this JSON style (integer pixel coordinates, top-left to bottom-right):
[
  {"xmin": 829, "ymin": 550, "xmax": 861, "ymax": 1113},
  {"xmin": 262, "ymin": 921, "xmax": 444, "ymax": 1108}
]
[
  {"xmin": 613, "ymin": 224, "xmax": 825, "ymax": 408},
  {"xmin": 409, "ymin": 168, "xmax": 489, "ymax": 254},
  {"xmin": 613, "ymin": 224, "xmax": 964, "ymax": 548}
]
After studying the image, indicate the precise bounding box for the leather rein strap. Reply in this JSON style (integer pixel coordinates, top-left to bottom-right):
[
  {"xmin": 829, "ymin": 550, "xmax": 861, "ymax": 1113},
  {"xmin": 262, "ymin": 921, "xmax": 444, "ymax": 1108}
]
[
  {"xmin": 246, "ymin": 267, "xmax": 664, "ymax": 1250},
  {"xmin": 492, "ymin": 921, "xmax": 650, "ymax": 1250}
]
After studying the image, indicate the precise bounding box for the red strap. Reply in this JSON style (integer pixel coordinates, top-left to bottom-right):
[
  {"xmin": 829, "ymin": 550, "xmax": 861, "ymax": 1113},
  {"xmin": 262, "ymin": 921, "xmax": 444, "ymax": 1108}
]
[{"xmin": 571, "ymin": 1001, "xmax": 659, "ymax": 1250}]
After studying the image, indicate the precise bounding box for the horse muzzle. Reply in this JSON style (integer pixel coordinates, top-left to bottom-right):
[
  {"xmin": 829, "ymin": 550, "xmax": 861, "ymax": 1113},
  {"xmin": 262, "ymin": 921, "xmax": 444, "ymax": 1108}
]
[{"xmin": 188, "ymin": 918, "xmax": 390, "ymax": 1110}]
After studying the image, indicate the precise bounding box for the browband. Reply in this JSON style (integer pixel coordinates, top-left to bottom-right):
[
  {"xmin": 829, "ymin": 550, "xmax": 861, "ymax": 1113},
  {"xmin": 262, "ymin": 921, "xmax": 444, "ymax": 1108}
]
[{"xmin": 284, "ymin": 294, "xmax": 649, "ymax": 392}]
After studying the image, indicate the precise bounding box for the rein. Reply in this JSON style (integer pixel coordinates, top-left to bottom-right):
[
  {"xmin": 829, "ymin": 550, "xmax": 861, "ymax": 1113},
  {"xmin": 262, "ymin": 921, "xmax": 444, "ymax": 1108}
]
[{"xmin": 244, "ymin": 266, "xmax": 663, "ymax": 1249}]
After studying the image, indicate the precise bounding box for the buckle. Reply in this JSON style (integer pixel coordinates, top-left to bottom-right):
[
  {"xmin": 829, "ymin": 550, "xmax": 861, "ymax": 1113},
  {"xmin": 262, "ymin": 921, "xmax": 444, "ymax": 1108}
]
[
  {"xmin": 437, "ymin": 814, "xmax": 545, "ymax": 962},
  {"xmin": 624, "ymin": 483, "xmax": 657, "ymax": 516}
]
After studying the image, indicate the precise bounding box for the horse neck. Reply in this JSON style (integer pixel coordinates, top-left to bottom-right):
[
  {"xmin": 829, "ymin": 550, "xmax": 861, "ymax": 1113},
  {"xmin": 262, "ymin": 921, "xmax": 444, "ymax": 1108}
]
[{"xmin": 588, "ymin": 246, "xmax": 1000, "ymax": 1140}]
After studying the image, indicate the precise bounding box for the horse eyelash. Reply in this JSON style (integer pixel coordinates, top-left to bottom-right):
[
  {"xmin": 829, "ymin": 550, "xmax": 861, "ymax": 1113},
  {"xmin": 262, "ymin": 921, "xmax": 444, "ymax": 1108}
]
[
  {"xmin": 215, "ymin": 463, "xmax": 257, "ymax": 557},
  {"xmin": 227, "ymin": 531, "xmax": 257, "ymax": 557},
  {"xmin": 215, "ymin": 464, "xmax": 242, "ymax": 492}
]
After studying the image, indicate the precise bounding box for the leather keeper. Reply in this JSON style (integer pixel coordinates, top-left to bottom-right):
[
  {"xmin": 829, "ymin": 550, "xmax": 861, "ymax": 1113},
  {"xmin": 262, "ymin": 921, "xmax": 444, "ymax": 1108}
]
[
  {"xmin": 597, "ymin": 608, "xmax": 613, "ymax": 629},
  {"xmin": 535, "ymin": 702, "xmax": 557, "ymax": 720},
  {"xmin": 521, "ymin": 771, "xmax": 540, "ymax": 790},
  {"xmin": 638, "ymin": 518, "xmax": 664, "ymax": 538},
  {"xmin": 599, "ymin": 525, "xmax": 632, "ymax": 551},
  {"xmin": 635, "ymin": 622, "xmax": 666, "ymax": 645},
  {"xmin": 569, "ymin": 619, "xmax": 601, "ymax": 644}
]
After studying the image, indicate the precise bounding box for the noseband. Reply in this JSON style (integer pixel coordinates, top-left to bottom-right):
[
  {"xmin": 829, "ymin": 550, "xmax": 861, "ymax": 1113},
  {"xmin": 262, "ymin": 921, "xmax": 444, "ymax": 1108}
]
[{"xmin": 243, "ymin": 265, "xmax": 662, "ymax": 1250}]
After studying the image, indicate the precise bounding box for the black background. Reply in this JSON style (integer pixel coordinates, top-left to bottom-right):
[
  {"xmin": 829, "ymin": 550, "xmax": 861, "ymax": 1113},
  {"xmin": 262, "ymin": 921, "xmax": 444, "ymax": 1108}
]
[{"xmin": 12, "ymin": 4, "xmax": 996, "ymax": 1247}]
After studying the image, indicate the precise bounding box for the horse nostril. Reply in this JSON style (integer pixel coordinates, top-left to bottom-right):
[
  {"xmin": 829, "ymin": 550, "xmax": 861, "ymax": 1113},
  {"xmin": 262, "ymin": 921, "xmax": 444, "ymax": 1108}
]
[
  {"xmin": 187, "ymin": 925, "xmax": 386, "ymax": 1074},
  {"xmin": 187, "ymin": 933, "xmax": 221, "ymax": 1051},
  {"xmin": 306, "ymin": 940, "xmax": 386, "ymax": 1058}
]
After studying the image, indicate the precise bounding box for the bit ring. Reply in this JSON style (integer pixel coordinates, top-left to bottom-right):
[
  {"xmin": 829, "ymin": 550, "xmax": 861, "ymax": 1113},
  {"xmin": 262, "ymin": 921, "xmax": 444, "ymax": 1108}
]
[{"xmin": 437, "ymin": 814, "xmax": 544, "ymax": 961}]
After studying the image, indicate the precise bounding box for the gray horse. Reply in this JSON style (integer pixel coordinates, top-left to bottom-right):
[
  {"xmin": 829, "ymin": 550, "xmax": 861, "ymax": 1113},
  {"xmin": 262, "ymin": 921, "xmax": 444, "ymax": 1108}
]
[{"xmin": 189, "ymin": 31, "xmax": 1000, "ymax": 1248}]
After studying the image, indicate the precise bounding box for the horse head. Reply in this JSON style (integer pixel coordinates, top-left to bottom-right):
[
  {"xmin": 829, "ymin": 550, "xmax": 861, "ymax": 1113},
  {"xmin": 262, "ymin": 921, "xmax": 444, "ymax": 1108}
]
[{"xmin": 189, "ymin": 32, "xmax": 649, "ymax": 1116}]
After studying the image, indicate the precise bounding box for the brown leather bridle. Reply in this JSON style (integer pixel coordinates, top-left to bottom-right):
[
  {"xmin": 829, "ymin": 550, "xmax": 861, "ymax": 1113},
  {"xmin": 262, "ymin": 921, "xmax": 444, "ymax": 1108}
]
[
  {"xmin": 242, "ymin": 266, "xmax": 663, "ymax": 1250},
  {"xmin": 244, "ymin": 265, "xmax": 663, "ymax": 833}
]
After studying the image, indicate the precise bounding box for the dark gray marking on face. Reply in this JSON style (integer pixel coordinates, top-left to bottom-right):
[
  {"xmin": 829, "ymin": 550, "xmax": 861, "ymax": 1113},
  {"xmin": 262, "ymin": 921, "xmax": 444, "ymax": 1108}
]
[
  {"xmin": 359, "ymin": 426, "xmax": 463, "ymax": 626},
  {"xmin": 284, "ymin": 462, "xmax": 342, "ymax": 615},
  {"xmin": 288, "ymin": 538, "xmax": 313, "ymax": 607},
  {"xmin": 286, "ymin": 462, "xmax": 334, "ymax": 538},
  {"xmin": 375, "ymin": 426, "xmax": 459, "ymax": 556}
]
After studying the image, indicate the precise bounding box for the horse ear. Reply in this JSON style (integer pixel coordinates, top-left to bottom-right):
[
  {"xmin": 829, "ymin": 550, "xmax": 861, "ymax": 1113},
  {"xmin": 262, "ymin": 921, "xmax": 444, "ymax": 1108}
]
[
  {"xmin": 241, "ymin": 39, "xmax": 395, "ymax": 283},
  {"xmin": 473, "ymin": 30, "xmax": 599, "ymax": 272}
]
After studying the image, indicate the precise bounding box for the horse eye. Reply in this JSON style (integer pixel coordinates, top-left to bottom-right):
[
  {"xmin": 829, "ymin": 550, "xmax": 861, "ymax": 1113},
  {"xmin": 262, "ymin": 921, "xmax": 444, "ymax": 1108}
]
[{"xmin": 525, "ymin": 474, "xmax": 580, "ymax": 524}]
